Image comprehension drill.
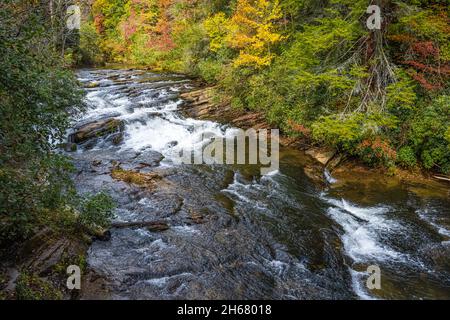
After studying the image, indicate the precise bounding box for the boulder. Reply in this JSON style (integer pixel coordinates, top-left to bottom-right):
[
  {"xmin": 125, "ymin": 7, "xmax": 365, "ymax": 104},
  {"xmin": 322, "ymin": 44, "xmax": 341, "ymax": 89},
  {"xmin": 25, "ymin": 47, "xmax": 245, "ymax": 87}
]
[
  {"xmin": 305, "ymin": 148, "xmax": 336, "ymax": 166},
  {"xmin": 92, "ymin": 159, "xmax": 102, "ymax": 167},
  {"xmin": 69, "ymin": 118, "xmax": 124, "ymax": 144},
  {"xmin": 327, "ymin": 153, "xmax": 344, "ymax": 171},
  {"xmin": 303, "ymin": 166, "xmax": 327, "ymax": 187},
  {"xmin": 16, "ymin": 228, "xmax": 87, "ymax": 276},
  {"xmin": 110, "ymin": 132, "xmax": 124, "ymax": 145}
]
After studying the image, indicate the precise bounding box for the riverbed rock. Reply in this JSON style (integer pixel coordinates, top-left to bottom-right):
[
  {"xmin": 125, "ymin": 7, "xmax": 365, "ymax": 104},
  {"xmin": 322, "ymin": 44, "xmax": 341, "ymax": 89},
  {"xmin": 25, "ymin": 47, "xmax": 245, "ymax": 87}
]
[
  {"xmin": 111, "ymin": 167, "xmax": 162, "ymax": 190},
  {"xmin": 69, "ymin": 118, "xmax": 124, "ymax": 144},
  {"xmin": 188, "ymin": 209, "xmax": 206, "ymax": 224},
  {"xmin": 84, "ymin": 81, "xmax": 100, "ymax": 88},
  {"xmin": 147, "ymin": 222, "xmax": 170, "ymax": 232},
  {"xmin": 61, "ymin": 142, "xmax": 78, "ymax": 152},
  {"xmin": 93, "ymin": 229, "xmax": 111, "ymax": 242},
  {"xmin": 304, "ymin": 166, "xmax": 327, "ymax": 187},
  {"xmin": 110, "ymin": 132, "xmax": 124, "ymax": 145},
  {"xmin": 421, "ymin": 243, "xmax": 450, "ymax": 271},
  {"xmin": 13, "ymin": 227, "xmax": 88, "ymax": 278},
  {"xmin": 92, "ymin": 159, "xmax": 102, "ymax": 167},
  {"xmin": 305, "ymin": 148, "xmax": 336, "ymax": 166},
  {"xmin": 327, "ymin": 153, "xmax": 344, "ymax": 171}
]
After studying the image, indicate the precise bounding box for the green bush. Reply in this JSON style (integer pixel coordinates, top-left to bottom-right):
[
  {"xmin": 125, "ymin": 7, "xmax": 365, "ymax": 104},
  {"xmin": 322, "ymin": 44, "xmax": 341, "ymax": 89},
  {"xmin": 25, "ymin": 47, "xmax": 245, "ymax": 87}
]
[
  {"xmin": 0, "ymin": 4, "xmax": 116, "ymax": 247},
  {"xmin": 311, "ymin": 114, "xmax": 363, "ymax": 151},
  {"xmin": 397, "ymin": 146, "xmax": 417, "ymax": 169},
  {"xmin": 15, "ymin": 273, "xmax": 62, "ymax": 300},
  {"xmin": 78, "ymin": 192, "xmax": 116, "ymax": 230},
  {"xmin": 196, "ymin": 59, "xmax": 223, "ymax": 83},
  {"xmin": 408, "ymin": 96, "xmax": 450, "ymax": 173},
  {"xmin": 356, "ymin": 137, "xmax": 397, "ymax": 167}
]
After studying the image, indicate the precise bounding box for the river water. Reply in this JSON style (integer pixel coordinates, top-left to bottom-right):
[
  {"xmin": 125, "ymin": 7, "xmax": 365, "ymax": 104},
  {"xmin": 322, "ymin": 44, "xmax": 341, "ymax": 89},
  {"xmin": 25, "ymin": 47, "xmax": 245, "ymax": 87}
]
[{"xmin": 71, "ymin": 68, "xmax": 450, "ymax": 300}]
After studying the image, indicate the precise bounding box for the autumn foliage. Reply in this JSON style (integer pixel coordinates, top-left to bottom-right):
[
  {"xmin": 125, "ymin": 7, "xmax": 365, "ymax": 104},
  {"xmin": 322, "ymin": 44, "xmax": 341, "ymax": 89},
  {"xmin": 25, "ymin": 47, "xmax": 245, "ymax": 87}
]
[{"xmin": 85, "ymin": 0, "xmax": 449, "ymax": 173}]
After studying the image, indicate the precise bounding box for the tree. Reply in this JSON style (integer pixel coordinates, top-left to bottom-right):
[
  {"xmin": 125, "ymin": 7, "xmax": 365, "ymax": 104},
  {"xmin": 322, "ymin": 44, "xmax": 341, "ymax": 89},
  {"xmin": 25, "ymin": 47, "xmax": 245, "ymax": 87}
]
[
  {"xmin": 227, "ymin": 0, "xmax": 284, "ymax": 68},
  {"xmin": 0, "ymin": 1, "xmax": 84, "ymax": 244}
]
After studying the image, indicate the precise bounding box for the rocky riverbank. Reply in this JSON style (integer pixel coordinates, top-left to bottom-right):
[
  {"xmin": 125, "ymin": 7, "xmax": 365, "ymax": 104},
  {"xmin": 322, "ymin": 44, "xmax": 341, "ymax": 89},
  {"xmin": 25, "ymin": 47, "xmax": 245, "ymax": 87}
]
[
  {"xmin": 0, "ymin": 228, "xmax": 92, "ymax": 299},
  {"xmin": 2, "ymin": 68, "xmax": 448, "ymax": 300},
  {"xmin": 180, "ymin": 87, "xmax": 450, "ymax": 198}
]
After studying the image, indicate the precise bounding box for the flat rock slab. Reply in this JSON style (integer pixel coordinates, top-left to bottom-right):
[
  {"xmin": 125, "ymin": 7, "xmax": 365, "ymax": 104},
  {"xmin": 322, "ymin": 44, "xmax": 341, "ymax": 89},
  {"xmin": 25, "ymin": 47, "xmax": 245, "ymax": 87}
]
[
  {"xmin": 70, "ymin": 118, "xmax": 124, "ymax": 144},
  {"xmin": 305, "ymin": 148, "xmax": 336, "ymax": 166}
]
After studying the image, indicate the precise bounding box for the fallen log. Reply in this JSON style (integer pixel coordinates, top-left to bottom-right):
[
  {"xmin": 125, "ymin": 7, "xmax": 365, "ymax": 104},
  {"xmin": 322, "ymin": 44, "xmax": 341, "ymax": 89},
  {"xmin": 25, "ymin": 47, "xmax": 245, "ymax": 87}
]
[
  {"xmin": 433, "ymin": 175, "xmax": 450, "ymax": 183},
  {"xmin": 111, "ymin": 220, "xmax": 169, "ymax": 232}
]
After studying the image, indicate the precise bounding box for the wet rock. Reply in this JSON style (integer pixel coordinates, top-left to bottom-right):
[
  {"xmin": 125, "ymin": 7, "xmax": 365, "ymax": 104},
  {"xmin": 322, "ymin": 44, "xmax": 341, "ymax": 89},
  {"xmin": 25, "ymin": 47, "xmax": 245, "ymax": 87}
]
[
  {"xmin": 79, "ymin": 270, "xmax": 112, "ymax": 300},
  {"xmin": 188, "ymin": 209, "xmax": 206, "ymax": 224},
  {"xmin": 1, "ymin": 267, "xmax": 19, "ymax": 296},
  {"xmin": 111, "ymin": 167, "xmax": 162, "ymax": 190},
  {"xmin": 231, "ymin": 113, "xmax": 268, "ymax": 130},
  {"xmin": 62, "ymin": 143, "xmax": 78, "ymax": 152},
  {"xmin": 84, "ymin": 81, "xmax": 100, "ymax": 88},
  {"xmin": 422, "ymin": 243, "xmax": 450, "ymax": 271},
  {"xmin": 147, "ymin": 222, "xmax": 170, "ymax": 232},
  {"xmin": 111, "ymin": 220, "xmax": 169, "ymax": 231},
  {"xmin": 71, "ymin": 148, "xmax": 165, "ymax": 180},
  {"xmin": 15, "ymin": 228, "xmax": 87, "ymax": 277},
  {"xmin": 83, "ymin": 139, "xmax": 98, "ymax": 150},
  {"xmin": 129, "ymin": 149, "xmax": 165, "ymax": 169},
  {"xmin": 94, "ymin": 229, "xmax": 111, "ymax": 242},
  {"xmin": 69, "ymin": 118, "xmax": 124, "ymax": 144},
  {"xmin": 110, "ymin": 132, "xmax": 124, "ymax": 145},
  {"xmin": 327, "ymin": 153, "xmax": 344, "ymax": 171},
  {"xmin": 165, "ymin": 141, "xmax": 178, "ymax": 148},
  {"xmin": 92, "ymin": 159, "xmax": 102, "ymax": 167},
  {"xmin": 305, "ymin": 148, "xmax": 336, "ymax": 166},
  {"xmin": 304, "ymin": 166, "xmax": 327, "ymax": 187}
]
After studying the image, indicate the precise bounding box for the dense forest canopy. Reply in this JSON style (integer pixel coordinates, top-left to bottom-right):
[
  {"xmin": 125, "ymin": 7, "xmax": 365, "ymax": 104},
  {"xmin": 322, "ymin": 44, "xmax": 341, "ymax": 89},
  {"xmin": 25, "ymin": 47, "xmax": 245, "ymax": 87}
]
[{"xmin": 76, "ymin": 0, "xmax": 449, "ymax": 173}]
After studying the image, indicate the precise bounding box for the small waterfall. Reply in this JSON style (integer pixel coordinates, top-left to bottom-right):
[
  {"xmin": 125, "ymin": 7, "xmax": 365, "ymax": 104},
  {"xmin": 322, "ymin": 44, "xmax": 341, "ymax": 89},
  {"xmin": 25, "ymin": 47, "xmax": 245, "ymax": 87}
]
[{"xmin": 324, "ymin": 169, "xmax": 337, "ymax": 184}]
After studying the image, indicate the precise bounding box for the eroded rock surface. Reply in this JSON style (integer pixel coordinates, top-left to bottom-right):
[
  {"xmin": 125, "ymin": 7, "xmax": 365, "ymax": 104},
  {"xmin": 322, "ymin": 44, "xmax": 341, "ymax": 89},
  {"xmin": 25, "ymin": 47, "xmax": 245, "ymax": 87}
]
[{"xmin": 69, "ymin": 118, "xmax": 124, "ymax": 144}]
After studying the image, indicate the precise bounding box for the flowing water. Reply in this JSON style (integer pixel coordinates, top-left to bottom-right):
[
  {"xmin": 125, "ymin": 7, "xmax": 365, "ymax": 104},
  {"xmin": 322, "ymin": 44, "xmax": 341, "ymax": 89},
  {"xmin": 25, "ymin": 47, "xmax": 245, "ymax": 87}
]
[{"xmin": 70, "ymin": 68, "xmax": 450, "ymax": 300}]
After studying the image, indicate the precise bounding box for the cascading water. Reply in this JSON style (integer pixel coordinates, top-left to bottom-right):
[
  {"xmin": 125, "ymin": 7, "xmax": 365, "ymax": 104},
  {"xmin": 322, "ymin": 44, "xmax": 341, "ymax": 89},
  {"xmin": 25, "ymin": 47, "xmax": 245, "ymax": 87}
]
[{"xmin": 70, "ymin": 68, "xmax": 450, "ymax": 300}]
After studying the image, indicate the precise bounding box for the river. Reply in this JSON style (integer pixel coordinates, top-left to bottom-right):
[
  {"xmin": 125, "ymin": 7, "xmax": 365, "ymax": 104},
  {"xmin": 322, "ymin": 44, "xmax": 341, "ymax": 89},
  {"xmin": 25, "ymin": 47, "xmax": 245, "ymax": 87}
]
[{"xmin": 70, "ymin": 68, "xmax": 450, "ymax": 300}]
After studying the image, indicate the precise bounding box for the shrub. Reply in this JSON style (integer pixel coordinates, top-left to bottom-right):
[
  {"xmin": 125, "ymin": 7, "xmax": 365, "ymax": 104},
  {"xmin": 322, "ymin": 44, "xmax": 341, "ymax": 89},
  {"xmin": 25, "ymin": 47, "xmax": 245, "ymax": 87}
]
[
  {"xmin": 356, "ymin": 137, "xmax": 397, "ymax": 167},
  {"xmin": 408, "ymin": 96, "xmax": 450, "ymax": 173},
  {"xmin": 196, "ymin": 59, "xmax": 223, "ymax": 83},
  {"xmin": 15, "ymin": 273, "xmax": 62, "ymax": 300},
  {"xmin": 397, "ymin": 146, "xmax": 418, "ymax": 168},
  {"xmin": 78, "ymin": 192, "xmax": 116, "ymax": 230},
  {"xmin": 311, "ymin": 115, "xmax": 363, "ymax": 151}
]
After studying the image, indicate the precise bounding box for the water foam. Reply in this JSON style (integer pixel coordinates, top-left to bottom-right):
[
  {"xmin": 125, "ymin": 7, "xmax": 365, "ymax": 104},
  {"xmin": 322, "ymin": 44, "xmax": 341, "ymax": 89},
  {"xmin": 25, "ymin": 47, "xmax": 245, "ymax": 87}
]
[
  {"xmin": 324, "ymin": 169, "xmax": 337, "ymax": 184},
  {"xmin": 323, "ymin": 197, "xmax": 403, "ymax": 262},
  {"xmin": 416, "ymin": 208, "xmax": 450, "ymax": 238}
]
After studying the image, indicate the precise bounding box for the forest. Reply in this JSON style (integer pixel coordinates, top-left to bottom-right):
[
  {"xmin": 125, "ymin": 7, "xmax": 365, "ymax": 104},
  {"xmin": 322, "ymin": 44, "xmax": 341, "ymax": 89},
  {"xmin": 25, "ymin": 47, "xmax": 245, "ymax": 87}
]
[{"xmin": 75, "ymin": 0, "xmax": 450, "ymax": 172}]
